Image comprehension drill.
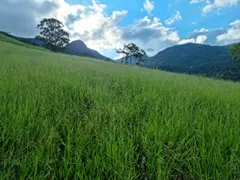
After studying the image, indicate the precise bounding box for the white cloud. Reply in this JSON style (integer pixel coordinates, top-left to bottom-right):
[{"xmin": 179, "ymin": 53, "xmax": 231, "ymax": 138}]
[
  {"xmin": 194, "ymin": 28, "xmax": 209, "ymax": 32},
  {"xmin": 143, "ymin": 0, "xmax": 155, "ymax": 14},
  {"xmin": 179, "ymin": 35, "xmax": 207, "ymax": 44},
  {"xmin": 229, "ymin": 19, "xmax": 240, "ymax": 28},
  {"xmin": 216, "ymin": 19, "xmax": 240, "ymax": 44},
  {"xmin": 178, "ymin": 38, "xmax": 196, "ymax": 44},
  {"xmin": 190, "ymin": 0, "xmax": 240, "ymax": 14},
  {"xmin": 66, "ymin": 5, "xmax": 128, "ymax": 51},
  {"xmin": 189, "ymin": 27, "xmax": 227, "ymax": 45},
  {"xmin": 120, "ymin": 16, "xmax": 180, "ymax": 56},
  {"xmin": 52, "ymin": 0, "xmax": 85, "ymax": 22},
  {"xmin": 196, "ymin": 35, "xmax": 208, "ymax": 43},
  {"xmin": 165, "ymin": 10, "xmax": 182, "ymax": 25},
  {"xmin": 190, "ymin": 0, "xmax": 206, "ymax": 4}
]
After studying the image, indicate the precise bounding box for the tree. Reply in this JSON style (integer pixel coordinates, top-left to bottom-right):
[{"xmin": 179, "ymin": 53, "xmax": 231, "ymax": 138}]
[
  {"xmin": 36, "ymin": 18, "xmax": 70, "ymax": 52},
  {"xmin": 116, "ymin": 43, "xmax": 147, "ymax": 65},
  {"xmin": 230, "ymin": 43, "xmax": 240, "ymax": 60}
]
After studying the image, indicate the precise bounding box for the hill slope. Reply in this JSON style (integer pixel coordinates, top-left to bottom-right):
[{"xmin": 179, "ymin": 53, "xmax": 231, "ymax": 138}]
[
  {"xmin": 0, "ymin": 39, "xmax": 240, "ymax": 179},
  {"xmin": 0, "ymin": 31, "xmax": 109, "ymax": 60},
  {"xmin": 145, "ymin": 43, "xmax": 240, "ymax": 81},
  {"xmin": 0, "ymin": 33, "xmax": 48, "ymax": 51}
]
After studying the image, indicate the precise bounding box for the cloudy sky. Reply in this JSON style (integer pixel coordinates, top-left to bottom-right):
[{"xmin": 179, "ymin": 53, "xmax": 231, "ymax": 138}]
[{"xmin": 0, "ymin": 0, "xmax": 240, "ymax": 59}]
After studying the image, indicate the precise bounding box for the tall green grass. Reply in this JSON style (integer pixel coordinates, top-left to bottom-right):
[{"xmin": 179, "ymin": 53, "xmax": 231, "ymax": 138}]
[{"xmin": 0, "ymin": 40, "xmax": 240, "ymax": 179}]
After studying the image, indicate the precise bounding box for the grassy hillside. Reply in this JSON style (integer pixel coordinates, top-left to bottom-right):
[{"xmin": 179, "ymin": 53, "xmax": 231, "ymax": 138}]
[
  {"xmin": 0, "ymin": 39, "xmax": 240, "ymax": 179},
  {"xmin": 0, "ymin": 33, "xmax": 48, "ymax": 52}
]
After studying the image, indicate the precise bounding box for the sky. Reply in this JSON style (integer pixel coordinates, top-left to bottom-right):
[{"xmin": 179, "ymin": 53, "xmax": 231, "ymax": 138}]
[{"xmin": 0, "ymin": 0, "xmax": 240, "ymax": 59}]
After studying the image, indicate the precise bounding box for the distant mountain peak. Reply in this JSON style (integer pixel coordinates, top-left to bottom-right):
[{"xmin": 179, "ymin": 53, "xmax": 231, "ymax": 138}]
[
  {"xmin": 66, "ymin": 40, "xmax": 110, "ymax": 60},
  {"xmin": 69, "ymin": 40, "xmax": 87, "ymax": 48}
]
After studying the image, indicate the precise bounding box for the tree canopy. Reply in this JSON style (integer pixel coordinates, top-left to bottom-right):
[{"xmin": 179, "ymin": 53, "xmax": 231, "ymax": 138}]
[
  {"xmin": 230, "ymin": 43, "xmax": 240, "ymax": 60},
  {"xmin": 36, "ymin": 18, "xmax": 70, "ymax": 52},
  {"xmin": 116, "ymin": 43, "xmax": 147, "ymax": 65}
]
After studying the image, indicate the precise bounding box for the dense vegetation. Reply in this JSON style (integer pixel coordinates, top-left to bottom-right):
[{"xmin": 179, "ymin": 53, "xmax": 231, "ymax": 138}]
[
  {"xmin": 145, "ymin": 43, "xmax": 240, "ymax": 81},
  {"xmin": 0, "ymin": 36, "xmax": 240, "ymax": 179},
  {"xmin": 230, "ymin": 42, "xmax": 240, "ymax": 60},
  {"xmin": 36, "ymin": 18, "xmax": 70, "ymax": 52}
]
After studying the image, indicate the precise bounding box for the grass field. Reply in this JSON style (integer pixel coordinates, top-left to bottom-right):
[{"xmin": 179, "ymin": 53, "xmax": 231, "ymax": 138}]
[{"xmin": 0, "ymin": 38, "xmax": 240, "ymax": 179}]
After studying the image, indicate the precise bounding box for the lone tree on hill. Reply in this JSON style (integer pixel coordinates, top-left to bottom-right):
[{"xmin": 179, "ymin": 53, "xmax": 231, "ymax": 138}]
[
  {"xmin": 230, "ymin": 43, "xmax": 240, "ymax": 60},
  {"xmin": 36, "ymin": 18, "xmax": 70, "ymax": 52},
  {"xmin": 116, "ymin": 43, "xmax": 147, "ymax": 65}
]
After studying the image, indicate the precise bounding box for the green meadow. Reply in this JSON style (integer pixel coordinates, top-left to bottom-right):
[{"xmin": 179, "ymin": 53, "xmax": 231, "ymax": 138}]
[{"xmin": 0, "ymin": 36, "xmax": 240, "ymax": 179}]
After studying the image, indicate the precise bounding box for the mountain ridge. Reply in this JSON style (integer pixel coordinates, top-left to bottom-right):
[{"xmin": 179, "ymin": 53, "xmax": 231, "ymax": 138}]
[{"xmin": 145, "ymin": 42, "xmax": 240, "ymax": 81}]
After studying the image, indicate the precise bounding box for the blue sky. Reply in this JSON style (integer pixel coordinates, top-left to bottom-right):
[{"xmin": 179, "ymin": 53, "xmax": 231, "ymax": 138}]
[
  {"xmin": 1, "ymin": 0, "xmax": 240, "ymax": 59},
  {"xmin": 66, "ymin": 0, "xmax": 240, "ymax": 58},
  {"xmin": 65, "ymin": 0, "xmax": 240, "ymax": 36},
  {"xmin": 66, "ymin": 0, "xmax": 240, "ymax": 36}
]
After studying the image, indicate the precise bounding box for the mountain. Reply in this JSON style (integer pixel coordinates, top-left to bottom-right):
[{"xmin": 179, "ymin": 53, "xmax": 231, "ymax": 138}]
[
  {"xmin": 145, "ymin": 43, "xmax": 240, "ymax": 81},
  {"xmin": 65, "ymin": 40, "xmax": 109, "ymax": 60}
]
